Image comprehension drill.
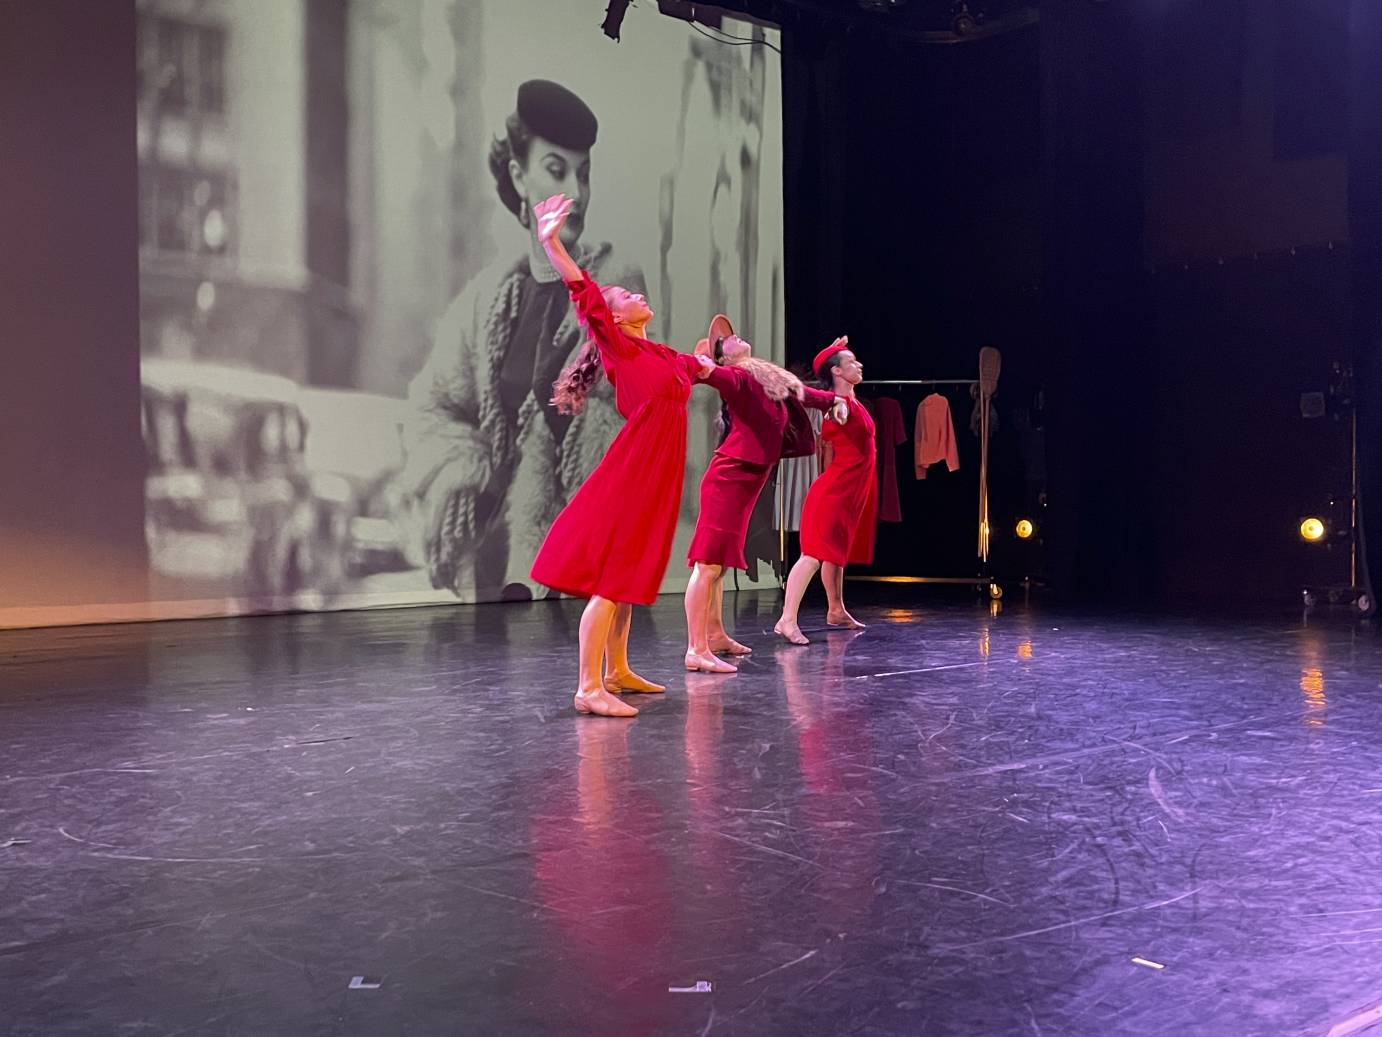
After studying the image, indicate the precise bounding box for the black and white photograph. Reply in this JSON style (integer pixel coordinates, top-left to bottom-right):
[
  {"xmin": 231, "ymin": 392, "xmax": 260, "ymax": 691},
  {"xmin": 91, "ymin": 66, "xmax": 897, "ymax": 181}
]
[{"xmin": 136, "ymin": 0, "xmax": 785, "ymax": 615}]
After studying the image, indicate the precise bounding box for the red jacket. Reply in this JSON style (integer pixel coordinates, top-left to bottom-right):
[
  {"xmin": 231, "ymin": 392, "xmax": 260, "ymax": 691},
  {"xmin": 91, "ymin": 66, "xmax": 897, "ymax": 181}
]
[{"xmin": 700, "ymin": 364, "xmax": 838, "ymax": 467}]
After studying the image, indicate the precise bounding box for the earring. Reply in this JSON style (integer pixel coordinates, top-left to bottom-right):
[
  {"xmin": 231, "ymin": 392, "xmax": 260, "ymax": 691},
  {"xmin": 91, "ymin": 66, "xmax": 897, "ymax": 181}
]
[{"xmin": 519, "ymin": 198, "xmax": 531, "ymax": 229}]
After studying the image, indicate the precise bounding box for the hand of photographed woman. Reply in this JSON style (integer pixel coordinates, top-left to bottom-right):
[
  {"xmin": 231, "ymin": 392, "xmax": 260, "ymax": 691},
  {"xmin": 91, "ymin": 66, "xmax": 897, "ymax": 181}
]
[
  {"xmin": 831, "ymin": 398, "xmax": 850, "ymax": 424},
  {"xmin": 534, "ymin": 193, "xmax": 574, "ymax": 244},
  {"xmin": 694, "ymin": 353, "xmax": 716, "ymax": 378}
]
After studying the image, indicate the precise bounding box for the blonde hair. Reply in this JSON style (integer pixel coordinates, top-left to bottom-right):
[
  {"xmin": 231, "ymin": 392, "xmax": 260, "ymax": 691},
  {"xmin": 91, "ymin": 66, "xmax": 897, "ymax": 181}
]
[{"xmin": 734, "ymin": 356, "xmax": 805, "ymax": 402}]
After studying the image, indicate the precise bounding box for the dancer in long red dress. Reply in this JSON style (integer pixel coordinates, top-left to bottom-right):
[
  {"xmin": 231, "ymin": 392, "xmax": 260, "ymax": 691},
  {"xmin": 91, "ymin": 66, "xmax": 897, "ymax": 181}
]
[
  {"xmin": 528, "ymin": 194, "xmax": 712, "ymax": 717},
  {"xmin": 775, "ymin": 340, "xmax": 877, "ymax": 645},
  {"xmin": 683, "ymin": 315, "xmax": 848, "ymax": 672}
]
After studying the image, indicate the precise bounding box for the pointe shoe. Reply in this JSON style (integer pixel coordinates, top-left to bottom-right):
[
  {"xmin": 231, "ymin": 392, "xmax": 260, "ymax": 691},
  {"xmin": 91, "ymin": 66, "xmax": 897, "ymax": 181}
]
[
  {"xmin": 774, "ymin": 620, "xmax": 810, "ymax": 646},
  {"xmin": 826, "ymin": 611, "xmax": 866, "ymax": 630},
  {"xmin": 709, "ymin": 636, "xmax": 753, "ymax": 656},
  {"xmin": 603, "ymin": 670, "xmax": 667, "ymax": 695},
  {"xmin": 573, "ymin": 688, "xmax": 639, "ymax": 717},
  {"xmin": 685, "ymin": 651, "xmax": 737, "ymax": 674}
]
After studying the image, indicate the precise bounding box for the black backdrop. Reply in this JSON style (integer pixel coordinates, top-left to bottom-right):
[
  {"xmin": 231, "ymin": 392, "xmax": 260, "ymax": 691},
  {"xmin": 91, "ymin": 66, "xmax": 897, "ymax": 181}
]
[
  {"xmin": 1351, "ymin": 0, "xmax": 1382, "ymax": 614},
  {"xmin": 779, "ymin": 5, "xmax": 1144, "ymax": 599},
  {"xmin": 764, "ymin": 0, "xmax": 1382, "ymax": 609},
  {"xmin": 782, "ymin": 15, "xmax": 1045, "ymax": 586}
]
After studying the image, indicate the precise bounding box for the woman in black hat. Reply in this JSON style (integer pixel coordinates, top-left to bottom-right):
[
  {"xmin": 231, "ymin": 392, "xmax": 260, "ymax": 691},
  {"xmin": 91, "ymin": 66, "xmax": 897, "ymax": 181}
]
[{"xmin": 402, "ymin": 80, "xmax": 648, "ymax": 608}]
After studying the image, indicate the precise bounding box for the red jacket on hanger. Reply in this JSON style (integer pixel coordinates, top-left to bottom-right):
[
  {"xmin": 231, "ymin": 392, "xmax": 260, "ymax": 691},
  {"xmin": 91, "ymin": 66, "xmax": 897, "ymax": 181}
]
[
  {"xmin": 915, "ymin": 392, "xmax": 960, "ymax": 479},
  {"xmin": 863, "ymin": 397, "xmax": 908, "ymax": 522}
]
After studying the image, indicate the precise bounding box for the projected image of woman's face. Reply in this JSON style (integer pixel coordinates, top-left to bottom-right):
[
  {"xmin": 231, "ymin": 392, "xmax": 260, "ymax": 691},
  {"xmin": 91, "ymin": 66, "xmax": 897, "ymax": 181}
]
[{"xmin": 512, "ymin": 136, "xmax": 591, "ymax": 246}]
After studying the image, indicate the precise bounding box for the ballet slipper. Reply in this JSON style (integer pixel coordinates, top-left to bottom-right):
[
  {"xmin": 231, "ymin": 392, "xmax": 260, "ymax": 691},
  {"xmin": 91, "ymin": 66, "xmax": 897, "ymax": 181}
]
[
  {"xmin": 573, "ymin": 687, "xmax": 639, "ymax": 717},
  {"xmin": 684, "ymin": 651, "xmax": 737, "ymax": 674},
  {"xmin": 826, "ymin": 610, "xmax": 866, "ymax": 630},
  {"xmin": 604, "ymin": 670, "xmax": 667, "ymax": 694},
  {"xmin": 774, "ymin": 620, "xmax": 810, "ymax": 646},
  {"xmin": 708, "ymin": 635, "xmax": 753, "ymax": 656}
]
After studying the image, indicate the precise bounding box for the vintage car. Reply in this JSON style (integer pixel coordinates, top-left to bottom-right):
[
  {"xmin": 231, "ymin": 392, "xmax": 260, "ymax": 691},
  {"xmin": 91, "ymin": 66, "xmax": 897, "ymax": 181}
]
[
  {"xmin": 141, "ymin": 359, "xmax": 321, "ymax": 609},
  {"xmin": 295, "ymin": 386, "xmax": 411, "ymax": 581}
]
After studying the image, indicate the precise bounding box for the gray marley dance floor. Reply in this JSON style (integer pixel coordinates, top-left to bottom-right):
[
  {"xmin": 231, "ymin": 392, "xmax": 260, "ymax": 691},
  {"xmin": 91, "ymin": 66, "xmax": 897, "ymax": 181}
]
[{"xmin": 4, "ymin": 590, "xmax": 1382, "ymax": 1035}]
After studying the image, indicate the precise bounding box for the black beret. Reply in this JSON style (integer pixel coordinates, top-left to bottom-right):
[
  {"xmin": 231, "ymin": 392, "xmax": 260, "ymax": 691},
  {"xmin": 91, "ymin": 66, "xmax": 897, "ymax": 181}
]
[{"xmin": 516, "ymin": 80, "xmax": 598, "ymax": 151}]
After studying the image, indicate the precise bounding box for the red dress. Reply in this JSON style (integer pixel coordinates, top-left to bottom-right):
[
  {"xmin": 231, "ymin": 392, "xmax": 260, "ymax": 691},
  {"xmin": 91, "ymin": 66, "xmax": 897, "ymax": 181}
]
[
  {"xmin": 800, "ymin": 396, "xmax": 877, "ymax": 566},
  {"xmin": 689, "ymin": 364, "xmax": 837, "ymax": 570},
  {"xmin": 529, "ymin": 272, "xmax": 697, "ymax": 605}
]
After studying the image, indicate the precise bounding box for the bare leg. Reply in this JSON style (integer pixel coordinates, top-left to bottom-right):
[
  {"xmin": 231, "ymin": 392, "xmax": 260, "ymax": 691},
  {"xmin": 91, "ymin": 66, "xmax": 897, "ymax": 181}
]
[
  {"xmin": 604, "ymin": 602, "xmax": 666, "ymax": 693},
  {"xmin": 824, "ymin": 562, "xmax": 865, "ymax": 628},
  {"xmin": 708, "ymin": 573, "xmax": 752, "ymax": 655},
  {"xmin": 684, "ymin": 563, "xmax": 736, "ymax": 673},
  {"xmin": 574, "ymin": 597, "xmax": 638, "ymax": 716},
  {"xmin": 775, "ymin": 554, "xmax": 821, "ymax": 645}
]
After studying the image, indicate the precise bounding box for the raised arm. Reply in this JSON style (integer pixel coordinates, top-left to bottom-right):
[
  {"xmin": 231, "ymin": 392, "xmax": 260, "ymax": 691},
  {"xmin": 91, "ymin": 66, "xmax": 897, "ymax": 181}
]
[
  {"xmin": 691, "ymin": 357, "xmax": 739, "ymax": 393},
  {"xmin": 534, "ymin": 194, "xmax": 583, "ymax": 283},
  {"xmin": 535, "ymin": 194, "xmax": 636, "ymax": 365},
  {"xmin": 800, "ymin": 385, "xmax": 839, "ymax": 411}
]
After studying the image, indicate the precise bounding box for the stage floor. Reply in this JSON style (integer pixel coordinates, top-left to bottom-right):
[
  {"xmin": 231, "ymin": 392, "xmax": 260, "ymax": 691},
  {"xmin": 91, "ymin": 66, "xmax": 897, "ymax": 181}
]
[{"xmin": 3, "ymin": 591, "xmax": 1382, "ymax": 1035}]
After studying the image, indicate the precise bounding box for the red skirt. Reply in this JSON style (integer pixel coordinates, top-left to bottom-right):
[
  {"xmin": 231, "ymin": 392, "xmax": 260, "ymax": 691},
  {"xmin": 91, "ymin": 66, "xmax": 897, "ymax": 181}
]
[
  {"xmin": 688, "ymin": 453, "xmax": 771, "ymax": 570},
  {"xmin": 530, "ymin": 397, "xmax": 688, "ymax": 605},
  {"xmin": 799, "ymin": 464, "xmax": 877, "ymax": 567}
]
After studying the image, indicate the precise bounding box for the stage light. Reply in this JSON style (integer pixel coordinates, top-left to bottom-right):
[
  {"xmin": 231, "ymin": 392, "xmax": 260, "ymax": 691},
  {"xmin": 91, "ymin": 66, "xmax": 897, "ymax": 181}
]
[
  {"xmin": 1015, "ymin": 518, "xmax": 1035, "ymax": 540},
  {"xmin": 1300, "ymin": 517, "xmax": 1326, "ymax": 543},
  {"xmin": 601, "ymin": 0, "xmax": 631, "ymax": 40},
  {"xmin": 656, "ymin": 0, "xmax": 695, "ymax": 19}
]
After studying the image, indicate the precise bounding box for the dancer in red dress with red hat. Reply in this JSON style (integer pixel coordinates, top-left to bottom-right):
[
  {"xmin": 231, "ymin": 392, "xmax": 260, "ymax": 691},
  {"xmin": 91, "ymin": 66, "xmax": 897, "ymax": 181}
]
[
  {"xmin": 683, "ymin": 315, "xmax": 849, "ymax": 673},
  {"xmin": 528, "ymin": 194, "xmax": 713, "ymax": 717},
  {"xmin": 775, "ymin": 339, "xmax": 877, "ymax": 645}
]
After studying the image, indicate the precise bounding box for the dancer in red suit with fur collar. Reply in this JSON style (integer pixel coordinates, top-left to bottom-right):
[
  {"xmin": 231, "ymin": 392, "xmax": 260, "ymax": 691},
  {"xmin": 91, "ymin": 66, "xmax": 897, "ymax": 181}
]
[{"xmin": 683, "ymin": 315, "xmax": 849, "ymax": 672}]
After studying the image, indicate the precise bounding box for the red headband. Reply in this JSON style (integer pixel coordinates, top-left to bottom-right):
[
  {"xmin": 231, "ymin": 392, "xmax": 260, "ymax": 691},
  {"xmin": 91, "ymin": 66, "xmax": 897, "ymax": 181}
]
[{"xmin": 813, "ymin": 343, "xmax": 849, "ymax": 377}]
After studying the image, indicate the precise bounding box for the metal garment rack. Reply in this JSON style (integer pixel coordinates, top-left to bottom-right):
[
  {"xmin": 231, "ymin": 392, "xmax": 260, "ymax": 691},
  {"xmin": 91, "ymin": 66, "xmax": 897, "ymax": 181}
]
[{"xmin": 774, "ymin": 374, "xmax": 1000, "ymax": 596}]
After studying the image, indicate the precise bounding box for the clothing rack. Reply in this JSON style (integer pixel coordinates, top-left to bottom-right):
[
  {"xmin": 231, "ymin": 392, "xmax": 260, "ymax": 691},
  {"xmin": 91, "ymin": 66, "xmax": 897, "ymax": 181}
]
[
  {"xmin": 862, "ymin": 378, "xmax": 976, "ymax": 386},
  {"xmin": 773, "ymin": 358, "xmax": 1002, "ymax": 599}
]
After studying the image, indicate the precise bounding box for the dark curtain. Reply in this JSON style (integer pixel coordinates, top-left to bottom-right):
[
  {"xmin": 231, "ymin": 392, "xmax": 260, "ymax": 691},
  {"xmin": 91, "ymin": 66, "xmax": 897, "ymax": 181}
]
[
  {"xmin": 1038, "ymin": 2, "xmax": 1153, "ymax": 600},
  {"xmin": 780, "ymin": 17, "xmax": 1043, "ymax": 582},
  {"xmin": 1350, "ymin": 0, "xmax": 1382, "ymax": 612}
]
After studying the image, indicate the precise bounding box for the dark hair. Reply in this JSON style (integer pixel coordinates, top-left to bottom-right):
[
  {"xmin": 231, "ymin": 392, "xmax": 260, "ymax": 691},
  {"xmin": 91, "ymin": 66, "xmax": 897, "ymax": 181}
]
[
  {"xmin": 552, "ymin": 341, "xmax": 602, "ymax": 415},
  {"xmin": 488, "ymin": 112, "xmax": 535, "ymax": 222},
  {"xmin": 815, "ymin": 351, "xmax": 846, "ymax": 389},
  {"xmin": 713, "ymin": 336, "xmax": 731, "ymax": 442}
]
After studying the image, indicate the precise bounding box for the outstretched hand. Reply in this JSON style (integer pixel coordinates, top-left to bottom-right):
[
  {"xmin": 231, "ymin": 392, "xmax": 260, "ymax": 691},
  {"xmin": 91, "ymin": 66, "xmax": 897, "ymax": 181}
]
[
  {"xmin": 533, "ymin": 193, "xmax": 582, "ymax": 282},
  {"xmin": 831, "ymin": 398, "xmax": 850, "ymax": 424},
  {"xmin": 694, "ymin": 353, "xmax": 716, "ymax": 378},
  {"xmin": 534, "ymin": 194, "xmax": 574, "ymax": 245}
]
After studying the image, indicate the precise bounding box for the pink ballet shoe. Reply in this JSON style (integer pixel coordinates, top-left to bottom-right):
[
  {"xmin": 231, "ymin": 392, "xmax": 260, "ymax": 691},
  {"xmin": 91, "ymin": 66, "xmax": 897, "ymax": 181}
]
[{"xmin": 685, "ymin": 651, "xmax": 737, "ymax": 674}]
